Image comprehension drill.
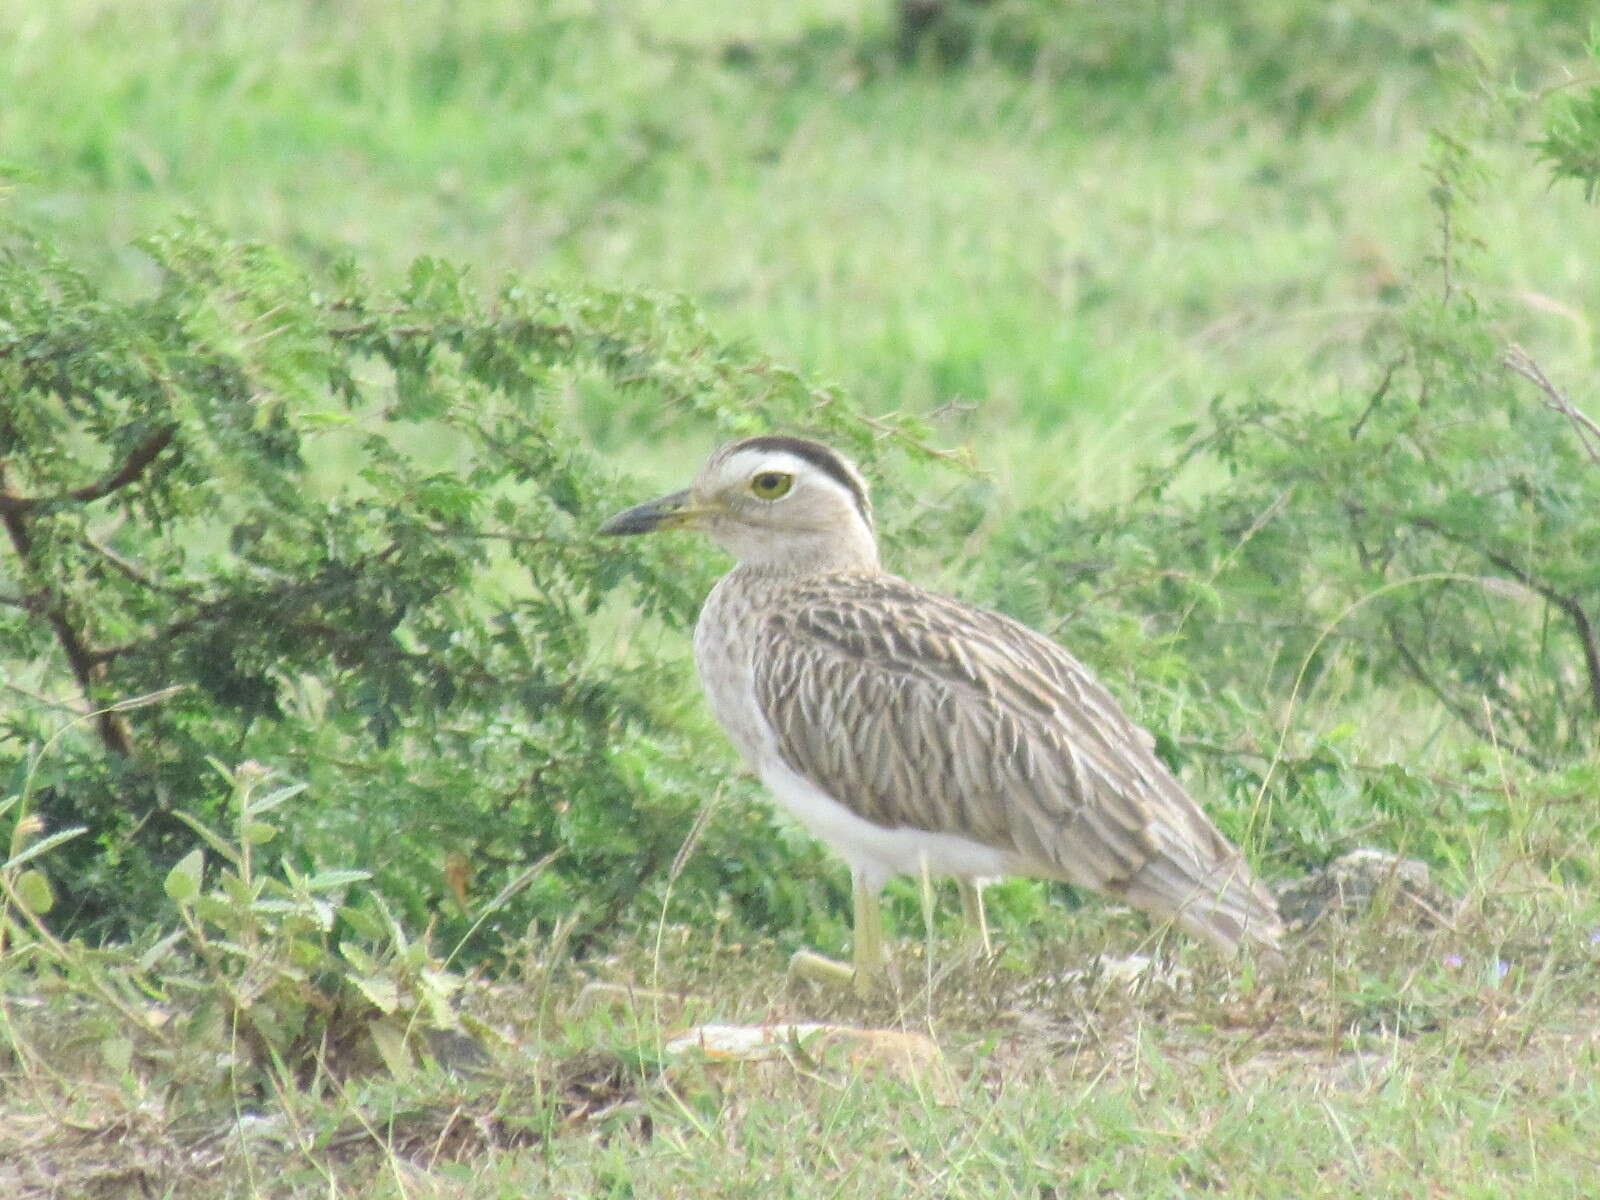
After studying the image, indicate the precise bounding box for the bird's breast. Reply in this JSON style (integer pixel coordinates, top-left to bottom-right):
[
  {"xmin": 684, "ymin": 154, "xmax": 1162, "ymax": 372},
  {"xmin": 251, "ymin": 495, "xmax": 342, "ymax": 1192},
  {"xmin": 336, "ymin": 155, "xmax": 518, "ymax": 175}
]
[
  {"xmin": 693, "ymin": 575, "xmax": 770, "ymax": 773},
  {"xmin": 693, "ymin": 572, "xmax": 1015, "ymax": 889}
]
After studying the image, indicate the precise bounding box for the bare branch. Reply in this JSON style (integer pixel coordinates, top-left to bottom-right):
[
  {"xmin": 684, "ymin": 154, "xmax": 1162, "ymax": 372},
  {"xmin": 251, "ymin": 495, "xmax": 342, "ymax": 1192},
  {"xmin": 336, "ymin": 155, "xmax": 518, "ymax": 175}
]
[{"xmin": 1503, "ymin": 345, "xmax": 1600, "ymax": 466}]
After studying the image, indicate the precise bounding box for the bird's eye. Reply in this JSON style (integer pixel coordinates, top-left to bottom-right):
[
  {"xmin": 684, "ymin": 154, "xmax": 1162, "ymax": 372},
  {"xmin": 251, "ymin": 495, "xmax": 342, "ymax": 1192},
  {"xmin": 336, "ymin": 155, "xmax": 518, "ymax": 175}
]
[{"xmin": 749, "ymin": 471, "xmax": 794, "ymax": 500}]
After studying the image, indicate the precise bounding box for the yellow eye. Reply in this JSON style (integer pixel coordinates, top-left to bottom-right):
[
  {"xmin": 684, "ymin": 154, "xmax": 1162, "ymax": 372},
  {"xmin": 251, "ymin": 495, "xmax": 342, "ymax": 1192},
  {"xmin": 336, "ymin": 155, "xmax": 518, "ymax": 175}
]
[{"xmin": 749, "ymin": 471, "xmax": 794, "ymax": 500}]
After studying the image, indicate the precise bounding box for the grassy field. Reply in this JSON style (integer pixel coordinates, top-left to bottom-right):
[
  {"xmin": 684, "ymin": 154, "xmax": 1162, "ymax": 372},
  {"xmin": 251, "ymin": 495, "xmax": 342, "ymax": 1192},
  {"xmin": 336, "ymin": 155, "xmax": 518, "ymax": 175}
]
[{"xmin": 3, "ymin": 0, "xmax": 1600, "ymax": 1195}]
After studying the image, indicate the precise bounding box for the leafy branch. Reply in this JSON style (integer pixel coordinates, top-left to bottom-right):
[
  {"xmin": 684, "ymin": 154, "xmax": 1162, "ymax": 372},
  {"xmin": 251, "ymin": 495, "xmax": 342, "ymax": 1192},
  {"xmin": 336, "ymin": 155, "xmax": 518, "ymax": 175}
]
[{"xmin": 0, "ymin": 424, "xmax": 178, "ymax": 514}]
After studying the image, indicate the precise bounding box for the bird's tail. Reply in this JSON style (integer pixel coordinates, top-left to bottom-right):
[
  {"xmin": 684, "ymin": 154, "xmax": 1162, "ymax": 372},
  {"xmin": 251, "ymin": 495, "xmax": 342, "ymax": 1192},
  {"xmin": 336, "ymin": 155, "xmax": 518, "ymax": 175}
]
[{"xmin": 1121, "ymin": 843, "xmax": 1284, "ymax": 962}]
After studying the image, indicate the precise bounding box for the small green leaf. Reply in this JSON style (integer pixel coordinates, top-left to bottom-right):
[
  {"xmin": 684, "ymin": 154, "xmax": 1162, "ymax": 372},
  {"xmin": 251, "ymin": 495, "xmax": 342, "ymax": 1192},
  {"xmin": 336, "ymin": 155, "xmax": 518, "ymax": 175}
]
[
  {"xmin": 101, "ymin": 1036, "xmax": 134, "ymax": 1075},
  {"xmin": 3, "ymin": 825, "xmax": 88, "ymax": 872},
  {"xmin": 15, "ymin": 868, "xmax": 54, "ymax": 914},
  {"xmin": 306, "ymin": 869, "xmax": 371, "ymax": 891},
  {"xmin": 194, "ymin": 896, "xmax": 235, "ymax": 925},
  {"xmin": 341, "ymin": 943, "xmax": 377, "ymax": 974},
  {"xmin": 138, "ymin": 929, "xmax": 185, "ymax": 972},
  {"xmin": 368, "ymin": 1016, "xmax": 414, "ymax": 1078},
  {"xmin": 248, "ymin": 783, "xmax": 308, "ymax": 817},
  {"xmin": 171, "ymin": 811, "xmax": 242, "ymax": 868},
  {"xmin": 164, "ymin": 848, "xmax": 205, "ymax": 905},
  {"xmin": 244, "ymin": 820, "xmax": 278, "ymax": 845},
  {"xmin": 340, "ymin": 906, "xmax": 385, "ymax": 939},
  {"xmin": 354, "ymin": 974, "xmax": 401, "ymax": 1014},
  {"xmin": 420, "ymin": 968, "xmax": 460, "ymax": 1029}
]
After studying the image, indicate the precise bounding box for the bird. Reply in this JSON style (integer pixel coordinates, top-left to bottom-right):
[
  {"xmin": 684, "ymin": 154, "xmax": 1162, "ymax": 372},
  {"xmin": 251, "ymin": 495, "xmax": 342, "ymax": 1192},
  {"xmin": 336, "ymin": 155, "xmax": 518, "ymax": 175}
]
[{"xmin": 599, "ymin": 434, "xmax": 1283, "ymax": 991}]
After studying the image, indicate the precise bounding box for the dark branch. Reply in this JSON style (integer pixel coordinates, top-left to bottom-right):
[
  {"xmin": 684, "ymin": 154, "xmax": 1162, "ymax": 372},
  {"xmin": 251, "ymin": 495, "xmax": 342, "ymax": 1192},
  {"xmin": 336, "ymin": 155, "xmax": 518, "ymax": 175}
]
[
  {"xmin": 1407, "ymin": 515, "xmax": 1600, "ymax": 718},
  {"xmin": 0, "ymin": 424, "xmax": 179, "ymax": 515},
  {"xmin": 0, "ymin": 464, "xmax": 135, "ymax": 757},
  {"xmin": 1382, "ymin": 612, "xmax": 1546, "ymax": 768}
]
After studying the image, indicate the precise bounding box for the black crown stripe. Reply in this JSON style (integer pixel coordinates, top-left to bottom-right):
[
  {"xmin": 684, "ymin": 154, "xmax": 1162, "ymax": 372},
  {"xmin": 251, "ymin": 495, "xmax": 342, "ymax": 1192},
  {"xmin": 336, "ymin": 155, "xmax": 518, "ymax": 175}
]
[{"xmin": 731, "ymin": 435, "xmax": 871, "ymax": 524}]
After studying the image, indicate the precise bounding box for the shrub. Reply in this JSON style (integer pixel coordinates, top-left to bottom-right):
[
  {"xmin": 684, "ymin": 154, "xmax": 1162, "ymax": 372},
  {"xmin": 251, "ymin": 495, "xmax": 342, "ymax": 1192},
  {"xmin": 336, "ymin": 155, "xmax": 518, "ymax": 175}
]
[
  {"xmin": 969, "ymin": 132, "xmax": 1600, "ymax": 871},
  {"xmin": 0, "ymin": 224, "xmax": 958, "ymax": 950}
]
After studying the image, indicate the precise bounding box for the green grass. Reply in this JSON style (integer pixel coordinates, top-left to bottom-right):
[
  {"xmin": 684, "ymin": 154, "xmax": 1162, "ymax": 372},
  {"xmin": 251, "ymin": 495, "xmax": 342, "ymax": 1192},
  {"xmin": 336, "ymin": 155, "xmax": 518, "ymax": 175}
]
[
  {"xmin": 6, "ymin": 885, "xmax": 1600, "ymax": 1196},
  {"xmin": 4, "ymin": 0, "xmax": 1600, "ymax": 1194}
]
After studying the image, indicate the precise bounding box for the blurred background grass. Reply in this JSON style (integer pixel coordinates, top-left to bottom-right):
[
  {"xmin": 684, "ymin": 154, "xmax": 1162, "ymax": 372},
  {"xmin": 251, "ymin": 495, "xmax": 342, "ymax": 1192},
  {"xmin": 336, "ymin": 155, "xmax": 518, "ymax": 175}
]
[{"xmin": 5, "ymin": 0, "xmax": 1593, "ymax": 507}]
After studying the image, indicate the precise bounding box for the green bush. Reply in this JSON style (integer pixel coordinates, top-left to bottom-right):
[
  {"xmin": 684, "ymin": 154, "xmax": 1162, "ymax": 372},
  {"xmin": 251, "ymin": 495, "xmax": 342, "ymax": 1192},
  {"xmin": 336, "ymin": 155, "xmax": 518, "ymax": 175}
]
[
  {"xmin": 0, "ymin": 223, "xmax": 956, "ymax": 951},
  {"xmin": 967, "ymin": 135, "xmax": 1600, "ymax": 871},
  {"xmin": 5, "ymin": 38, "xmax": 1598, "ymax": 955}
]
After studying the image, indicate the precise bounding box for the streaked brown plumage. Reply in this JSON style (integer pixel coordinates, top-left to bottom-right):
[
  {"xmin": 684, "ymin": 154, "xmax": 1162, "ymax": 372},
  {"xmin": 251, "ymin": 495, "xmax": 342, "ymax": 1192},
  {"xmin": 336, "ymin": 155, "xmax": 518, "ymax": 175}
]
[{"xmin": 600, "ymin": 435, "xmax": 1282, "ymax": 984}]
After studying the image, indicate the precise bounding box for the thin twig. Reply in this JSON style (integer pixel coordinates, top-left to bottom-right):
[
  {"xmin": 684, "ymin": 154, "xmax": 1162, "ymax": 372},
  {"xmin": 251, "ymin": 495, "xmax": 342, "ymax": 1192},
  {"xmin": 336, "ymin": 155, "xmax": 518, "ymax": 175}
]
[
  {"xmin": 1383, "ymin": 612, "xmax": 1546, "ymax": 767},
  {"xmin": 423, "ymin": 525, "xmax": 557, "ymax": 547},
  {"xmin": 1348, "ymin": 360, "xmax": 1399, "ymax": 441},
  {"xmin": 1407, "ymin": 514, "xmax": 1600, "ymax": 718},
  {"xmin": 1502, "ymin": 344, "xmax": 1600, "ymax": 466},
  {"xmin": 0, "ymin": 679, "xmax": 85, "ymax": 716},
  {"xmin": 0, "ymin": 464, "xmax": 134, "ymax": 757},
  {"xmin": 82, "ymin": 533, "xmax": 199, "ymax": 600},
  {"xmin": 1178, "ymin": 739, "xmax": 1507, "ymax": 795}
]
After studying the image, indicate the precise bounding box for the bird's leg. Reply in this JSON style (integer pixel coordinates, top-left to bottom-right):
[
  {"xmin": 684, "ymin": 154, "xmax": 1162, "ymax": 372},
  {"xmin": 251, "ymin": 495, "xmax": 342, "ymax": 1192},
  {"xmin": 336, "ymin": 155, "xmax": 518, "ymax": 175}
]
[
  {"xmin": 918, "ymin": 856, "xmax": 938, "ymax": 980},
  {"xmin": 851, "ymin": 871, "xmax": 886, "ymax": 993},
  {"xmin": 787, "ymin": 870, "xmax": 888, "ymax": 995},
  {"xmin": 958, "ymin": 878, "xmax": 992, "ymax": 956}
]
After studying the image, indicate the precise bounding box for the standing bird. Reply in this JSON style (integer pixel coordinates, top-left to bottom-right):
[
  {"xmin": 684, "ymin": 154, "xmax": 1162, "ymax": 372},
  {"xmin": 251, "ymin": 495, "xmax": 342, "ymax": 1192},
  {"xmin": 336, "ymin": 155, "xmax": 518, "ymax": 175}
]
[{"xmin": 600, "ymin": 436, "xmax": 1282, "ymax": 991}]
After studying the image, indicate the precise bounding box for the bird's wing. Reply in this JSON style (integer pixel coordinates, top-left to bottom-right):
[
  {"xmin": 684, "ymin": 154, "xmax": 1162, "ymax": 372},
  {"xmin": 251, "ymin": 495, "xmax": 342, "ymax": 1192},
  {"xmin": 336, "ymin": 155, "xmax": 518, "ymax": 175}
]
[{"xmin": 753, "ymin": 573, "xmax": 1281, "ymax": 950}]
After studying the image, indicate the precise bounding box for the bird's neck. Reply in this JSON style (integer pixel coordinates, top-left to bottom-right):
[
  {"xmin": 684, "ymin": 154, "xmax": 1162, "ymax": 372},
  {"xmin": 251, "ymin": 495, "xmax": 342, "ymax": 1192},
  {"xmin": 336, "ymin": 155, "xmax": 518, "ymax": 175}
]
[
  {"xmin": 719, "ymin": 504, "xmax": 882, "ymax": 575},
  {"xmin": 732, "ymin": 531, "xmax": 882, "ymax": 576}
]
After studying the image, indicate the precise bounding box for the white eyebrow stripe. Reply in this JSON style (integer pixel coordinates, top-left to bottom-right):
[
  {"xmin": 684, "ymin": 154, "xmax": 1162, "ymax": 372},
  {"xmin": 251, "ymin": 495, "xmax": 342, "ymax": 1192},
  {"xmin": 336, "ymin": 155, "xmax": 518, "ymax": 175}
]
[
  {"xmin": 721, "ymin": 449, "xmax": 824, "ymax": 479},
  {"xmin": 720, "ymin": 449, "xmax": 868, "ymax": 518}
]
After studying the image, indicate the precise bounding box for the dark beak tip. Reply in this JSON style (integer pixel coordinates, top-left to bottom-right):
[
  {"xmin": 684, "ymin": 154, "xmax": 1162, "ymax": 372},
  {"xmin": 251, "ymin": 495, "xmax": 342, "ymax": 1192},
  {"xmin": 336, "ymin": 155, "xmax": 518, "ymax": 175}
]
[
  {"xmin": 597, "ymin": 490, "xmax": 691, "ymax": 538},
  {"xmin": 597, "ymin": 511, "xmax": 650, "ymax": 537}
]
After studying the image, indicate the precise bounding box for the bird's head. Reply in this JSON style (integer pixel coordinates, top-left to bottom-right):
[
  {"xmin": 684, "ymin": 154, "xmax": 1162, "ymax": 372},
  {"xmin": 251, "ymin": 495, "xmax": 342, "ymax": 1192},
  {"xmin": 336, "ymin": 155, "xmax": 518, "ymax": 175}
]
[{"xmin": 598, "ymin": 435, "xmax": 879, "ymax": 572}]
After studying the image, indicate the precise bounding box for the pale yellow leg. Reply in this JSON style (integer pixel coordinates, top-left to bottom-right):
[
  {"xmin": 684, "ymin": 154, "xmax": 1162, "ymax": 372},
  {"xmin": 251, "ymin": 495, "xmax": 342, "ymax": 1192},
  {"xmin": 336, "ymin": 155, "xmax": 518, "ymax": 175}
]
[
  {"xmin": 851, "ymin": 872, "xmax": 886, "ymax": 993},
  {"xmin": 918, "ymin": 857, "xmax": 938, "ymax": 982},
  {"xmin": 958, "ymin": 878, "xmax": 992, "ymax": 955},
  {"xmin": 788, "ymin": 871, "xmax": 887, "ymax": 996}
]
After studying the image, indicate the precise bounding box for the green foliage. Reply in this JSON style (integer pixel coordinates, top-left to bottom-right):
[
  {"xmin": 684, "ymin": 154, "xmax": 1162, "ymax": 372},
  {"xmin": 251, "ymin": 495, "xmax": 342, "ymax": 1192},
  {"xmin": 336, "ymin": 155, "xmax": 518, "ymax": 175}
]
[
  {"xmin": 0, "ymin": 222, "xmax": 955, "ymax": 948},
  {"xmin": 1536, "ymin": 38, "xmax": 1600, "ymax": 201},
  {"xmin": 6, "ymin": 0, "xmax": 1593, "ymax": 476},
  {"xmin": 3, "ymin": 758, "xmax": 498, "ymax": 1112},
  {"xmin": 971, "ymin": 143, "xmax": 1600, "ymax": 870}
]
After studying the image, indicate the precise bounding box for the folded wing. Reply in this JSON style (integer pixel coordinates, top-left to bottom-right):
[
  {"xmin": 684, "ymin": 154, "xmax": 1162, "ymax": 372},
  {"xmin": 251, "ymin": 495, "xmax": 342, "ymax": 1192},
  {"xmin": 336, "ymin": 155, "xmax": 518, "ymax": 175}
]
[{"xmin": 753, "ymin": 573, "xmax": 1282, "ymax": 955}]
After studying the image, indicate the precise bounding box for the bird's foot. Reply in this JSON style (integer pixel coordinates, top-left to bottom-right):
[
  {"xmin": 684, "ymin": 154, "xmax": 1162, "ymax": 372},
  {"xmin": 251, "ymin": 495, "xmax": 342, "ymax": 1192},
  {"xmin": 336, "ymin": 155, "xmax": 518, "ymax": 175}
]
[{"xmin": 788, "ymin": 949, "xmax": 883, "ymax": 998}]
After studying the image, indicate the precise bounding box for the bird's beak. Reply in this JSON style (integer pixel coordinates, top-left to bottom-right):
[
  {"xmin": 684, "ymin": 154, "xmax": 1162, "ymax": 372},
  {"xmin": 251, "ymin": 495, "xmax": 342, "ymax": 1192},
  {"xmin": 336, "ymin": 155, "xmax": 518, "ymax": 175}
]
[{"xmin": 597, "ymin": 488, "xmax": 702, "ymax": 536}]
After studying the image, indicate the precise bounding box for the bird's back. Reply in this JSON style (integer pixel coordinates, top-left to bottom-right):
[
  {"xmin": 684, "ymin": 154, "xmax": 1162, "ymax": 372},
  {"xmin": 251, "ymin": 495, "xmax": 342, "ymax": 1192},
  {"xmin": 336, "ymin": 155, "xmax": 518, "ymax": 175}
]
[{"xmin": 697, "ymin": 565, "xmax": 1283, "ymax": 957}]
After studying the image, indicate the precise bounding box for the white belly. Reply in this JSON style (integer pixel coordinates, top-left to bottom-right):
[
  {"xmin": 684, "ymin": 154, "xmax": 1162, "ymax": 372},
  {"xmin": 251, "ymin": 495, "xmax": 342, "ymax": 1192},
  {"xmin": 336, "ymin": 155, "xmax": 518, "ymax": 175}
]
[
  {"xmin": 696, "ymin": 574, "xmax": 1009, "ymax": 892},
  {"xmin": 759, "ymin": 754, "xmax": 1010, "ymax": 892}
]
